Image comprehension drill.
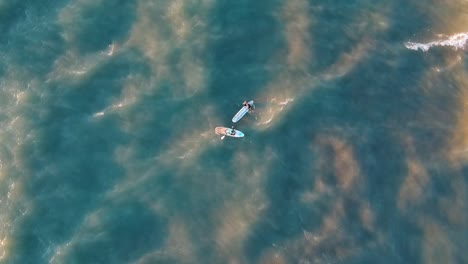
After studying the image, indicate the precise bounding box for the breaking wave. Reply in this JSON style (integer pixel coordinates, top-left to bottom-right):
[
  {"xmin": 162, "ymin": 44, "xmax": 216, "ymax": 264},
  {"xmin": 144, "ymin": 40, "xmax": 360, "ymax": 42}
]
[{"xmin": 405, "ymin": 32, "xmax": 468, "ymax": 51}]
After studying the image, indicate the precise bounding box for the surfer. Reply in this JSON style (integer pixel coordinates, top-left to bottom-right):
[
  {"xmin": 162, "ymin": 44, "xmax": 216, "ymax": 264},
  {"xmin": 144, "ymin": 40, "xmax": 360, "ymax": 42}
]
[
  {"xmin": 243, "ymin": 101, "xmax": 252, "ymax": 111},
  {"xmin": 233, "ymin": 100, "xmax": 254, "ymax": 123}
]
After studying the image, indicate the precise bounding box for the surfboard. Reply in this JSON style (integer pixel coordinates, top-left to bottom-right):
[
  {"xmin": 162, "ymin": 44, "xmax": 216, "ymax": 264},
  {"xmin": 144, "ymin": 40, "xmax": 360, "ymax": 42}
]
[
  {"xmin": 215, "ymin": 127, "xmax": 244, "ymax": 138},
  {"xmin": 232, "ymin": 100, "xmax": 254, "ymax": 123}
]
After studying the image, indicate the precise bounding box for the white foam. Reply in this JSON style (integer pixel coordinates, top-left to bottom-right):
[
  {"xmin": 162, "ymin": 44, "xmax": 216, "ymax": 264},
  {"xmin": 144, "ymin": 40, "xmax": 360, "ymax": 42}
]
[
  {"xmin": 104, "ymin": 44, "xmax": 115, "ymax": 56},
  {"xmin": 279, "ymin": 98, "xmax": 294, "ymax": 105},
  {"xmin": 405, "ymin": 33, "xmax": 468, "ymax": 52},
  {"xmin": 92, "ymin": 111, "xmax": 105, "ymax": 117},
  {"xmin": 260, "ymin": 116, "xmax": 274, "ymax": 125},
  {"xmin": 70, "ymin": 70, "xmax": 86, "ymax": 75},
  {"xmin": 256, "ymin": 97, "xmax": 296, "ymax": 128},
  {"xmin": 178, "ymin": 149, "xmax": 193, "ymax": 159}
]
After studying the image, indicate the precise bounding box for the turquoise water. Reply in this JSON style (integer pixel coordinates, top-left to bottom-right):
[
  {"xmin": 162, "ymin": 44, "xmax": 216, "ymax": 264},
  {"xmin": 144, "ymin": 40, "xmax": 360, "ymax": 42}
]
[{"xmin": 1, "ymin": 0, "xmax": 467, "ymax": 263}]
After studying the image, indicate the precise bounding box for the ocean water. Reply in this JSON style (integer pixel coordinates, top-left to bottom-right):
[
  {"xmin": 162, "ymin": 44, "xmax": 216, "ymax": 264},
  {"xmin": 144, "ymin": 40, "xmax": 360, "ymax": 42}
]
[{"xmin": 0, "ymin": 0, "xmax": 467, "ymax": 263}]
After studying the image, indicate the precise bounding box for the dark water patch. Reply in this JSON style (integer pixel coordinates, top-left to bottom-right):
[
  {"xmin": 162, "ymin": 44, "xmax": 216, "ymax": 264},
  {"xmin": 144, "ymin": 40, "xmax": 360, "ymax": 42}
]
[
  {"xmin": 9, "ymin": 225, "xmax": 43, "ymax": 264},
  {"xmin": 318, "ymin": 57, "xmax": 446, "ymax": 264},
  {"xmin": 149, "ymin": 146, "xmax": 244, "ymax": 261},
  {"xmin": 307, "ymin": 0, "xmax": 372, "ymax": 71},
  {"xmin": 332, "ymin": 45, "xmax": 461, "ymax": 159},
  {"xmin": 0, "ymin": 0, "xmax": 61, "ymax": 35},
  {"xmin": 7, "ymin": 49, "xmax": 153, "ymax": 263},
  {"xmin": 422, "ymin": 167, "xmax": 466, "ymax": 226},
  {"xmin": 207, "ymin": 0, "xmax": 284, "ymax": 100},
  {"xmin": 120, "ymin": 172, "xmax": 210, "ymax": 261},
  {"xmin": 10, "ymin": 117, "xmax": 127, "ymax": 263},
  {"xmin": 387, "ymin": 216, "xmax": 423, "ymax": 263},
  {"xmin": 1, "ymin": 0, "xmax": 68, "ymax": 76},
  {"xmin": 0, "ymin": 58, "xmax": 5, "ymax": 77},
  {"xmin": 331, "ymin": 50, "xmax": 434, "ymax": 130},
  {"xmin": 463, "ymin": 164, "xmax": 468, "ymax": 182},
  {"xmin": 63, "ymin": 201, "xmax": 166, "ymax": 264},
  {"xmin": 346, "ymin": 247, "xmax": 408, "ymax": 264},
  {"xmin": 290, "ymin": 52, "xmax": 458, "ymax": 263},
  {"xmin": 340, "ymin": 197, "xmax": 375, "ymax": 240},
  {"xmin": 47, "ymin": 48, "xmax": 151, "ymax": 116},
  {"xmin": 242, "ymin": 26, "xmax": 436, "ymax": 261},
  {"xmin": 126, "ymin": 136, "xmax": 295, "ymax": 263},
  {"xmin": 62, "ymin": 0, "xmax": 137, "ymax": 54},
  {"xmin": 384, "ymin": 0, "xmax": 431, "ymax": 43},
  {"xmin": 120, "ymin": 94, "xmax": 207, "ymax": 161},
  {"xmin": 404, "ymin": 76, "xmax": 462, "ymax": 158},
  {"xmin": 0, "ymin": 0, "xmax": 26, "ymax": 35},
  {"xmin": 343, "ymin": 216, "xmax": 423, "ymax": 264},
  {"xmin": 355, "ymin": 132, "xmax": 407, "ymax": 221},
  {"xmin": 6, "ymin": 22, "xmax": 65, "ymax": 76},
  {"xmin": 134, "ymin": 255, "xmax": 177, "ymax": 264},
  {"xmin": 1, "ymin": 0, "xmax": 465, "ymax": 263},
  {"xmin": 243, "ymin": 128, "xmax": 328, "ymax": 262}
]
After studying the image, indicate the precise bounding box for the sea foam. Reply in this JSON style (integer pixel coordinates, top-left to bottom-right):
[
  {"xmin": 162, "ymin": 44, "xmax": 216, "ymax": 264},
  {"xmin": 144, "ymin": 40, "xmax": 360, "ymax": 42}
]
[{"xmin": 405, "ymin": 33, "xmax": 468, "ymax": 51}]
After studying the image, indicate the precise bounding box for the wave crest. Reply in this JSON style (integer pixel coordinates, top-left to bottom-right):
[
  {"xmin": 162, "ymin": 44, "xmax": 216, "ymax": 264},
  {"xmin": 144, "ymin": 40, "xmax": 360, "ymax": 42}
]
[{"xmin": 405, "ymin": 33, "xmax": 468, "ymax": 51}]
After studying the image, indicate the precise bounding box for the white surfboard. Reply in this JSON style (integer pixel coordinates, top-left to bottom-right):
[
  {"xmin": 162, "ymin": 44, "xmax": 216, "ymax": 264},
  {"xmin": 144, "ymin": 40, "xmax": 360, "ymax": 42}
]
[
  {"xmin": 232, "ymin": 100, "xmax": 254, "ymax": 123},
  {"xmin": 215, "ymin": 127, "xmax": 244, "ymax": 138}
]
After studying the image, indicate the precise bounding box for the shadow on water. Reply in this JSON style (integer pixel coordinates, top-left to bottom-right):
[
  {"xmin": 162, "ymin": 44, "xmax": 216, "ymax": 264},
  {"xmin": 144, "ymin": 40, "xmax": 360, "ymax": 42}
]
[{"xmin": 242, "ymin": 1, "xmax": 462, "ymax": 263}]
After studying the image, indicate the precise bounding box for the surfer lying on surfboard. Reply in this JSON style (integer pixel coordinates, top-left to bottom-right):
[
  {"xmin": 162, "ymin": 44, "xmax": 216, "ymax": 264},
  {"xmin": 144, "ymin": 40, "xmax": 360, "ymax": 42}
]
[
  {"xmin": 243, "ymin": 101, "xmax": 253, "ymax": 111},
  {"xmin": 232, "ymin": 100, "xmax": 254, "ymax": 123}
]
